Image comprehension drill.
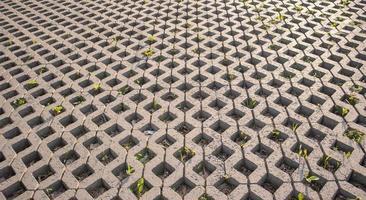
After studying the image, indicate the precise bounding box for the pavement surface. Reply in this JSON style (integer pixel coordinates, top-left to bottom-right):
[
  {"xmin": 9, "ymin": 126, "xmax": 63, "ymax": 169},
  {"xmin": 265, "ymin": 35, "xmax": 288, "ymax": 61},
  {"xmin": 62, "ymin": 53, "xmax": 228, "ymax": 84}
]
[{"xmin": 0, "ymin": 0, "xmax": 366, "ymax": 199}]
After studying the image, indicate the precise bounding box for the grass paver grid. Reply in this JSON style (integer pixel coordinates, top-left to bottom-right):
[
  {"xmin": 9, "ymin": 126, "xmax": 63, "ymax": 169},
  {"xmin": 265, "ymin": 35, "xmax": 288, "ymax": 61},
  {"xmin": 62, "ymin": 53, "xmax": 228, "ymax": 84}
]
[{"xmin": 0, "ymin": 0, "xmax": 366, "ymax": 199}]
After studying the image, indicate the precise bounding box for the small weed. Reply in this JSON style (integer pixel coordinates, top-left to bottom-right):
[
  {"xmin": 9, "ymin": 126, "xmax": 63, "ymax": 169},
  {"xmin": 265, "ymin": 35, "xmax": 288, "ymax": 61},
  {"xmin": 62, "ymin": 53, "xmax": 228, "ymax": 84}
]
[
  {"xmin": 27, "ymin": 80, "xmax": 38, "ymax": 86},
  {"xmin": 297, "ymin": 144, "xmax": 308, "ymax": 159},
  {"xmin": 269, "ymin": 44, "xmax": 276, "ymax": 50},
  {"xmin": 350, "ymin": 85, "xmax": 363, "ymax": 93},
  {"xmin": 52, "ymin": 105, "xmax": 64, "ymax": 115},
  {"xmin": 126, "ymin": 164, "xmax": 134, "ymax": 175},
  {"xmin": 152, "ymin": 99, "xmax": 159, "ymax": 111},
  {"xmin": 93, "ymin": 83, "xmax": 102, "ymax": 91},
  {"xmin": 306, "ymin": 9, "xmax": 316, "ymax": 15},
  {"xmin": 235, "ymin": 131, "xmax": 249, "ymax": 146},
  {"xmin": 321, "ymin": 155, "xmax": 331, "ymax": 169},
  {"xmin": 199, "ymin": 194, "xmax": 210, "ymax": 200},
  {"xmin": 183, "ymin": 22, "xmax": 192, "ymax": 28},
  {"xmin": 147, "ymin": 35, "xmax": 156, "ymax": 43},
  {"xmin": 143, "ymin": 48, "xmax": 155, "ymax": 57},
  {"xmin": 179, "ymin": 146, "xmax": 195, "ymax": 162},
  {"xmin": 276, "ymin": 13, "xmax": 285, "ymax": 21},
  {"xmin": 334, "ymin": 105, "xmax": 349, "ymax": 117},
  {"xmin": 192, "ymin": 48, "xmax": 199, "ymax": 54},
  {"xmin": 291, "ymin": 123, "xmax": 299, "ymax": 132},
  {"xmin": 73, "ymin": 96, "xmax": 85, "ymax": 105},
  {"xmin": 344, "ymin": 151, "xmax": 352, "ymax": 158},
  {"xmin": 118, "ymin": 85, "xmax": 130, "ymax": 95},
  {"xmin": 304, "ymin": 174, "xmax": 319, "ymax": 183},
  {"xmin": 295, "ymin": 5, "xmax": 303, "ymax": 12},
  {"xmin": 271, "ymin": 129, "xmax": 281, "ymax": 139},
  {"xmin": 344, "ymin": 128, "xmax": 364, "ymax": 144},
  {"xmin": 303, "ymin": 56, "xmax": 313, "ymax": 63},
  {"xmin": 12, "ymin": 98, "xmax": 27, "ymax": 107},
  {"xmin": 341, "ymin": 0, "xmax": 350, "ymax": 5},
  {"xmin": 297, "ymin": 192, "xmax": 305, "ymax": 200},
  {"xmin": 39, "ymin": 67, "xmax": 47, "ymax": 74},
  {"xmin": 110, "ymin": 36, "xmax": 120, "ymax": 46},
  {"xmin": 256, "ymin": 16, "xmax": 265, "ymax": 21},
  {"xmin": 196, "ymin": 34, "xmax": 204, "ymax": 41},
  {"xmin": 242, "ymin": 98, "xmax": 258, "ymax": 109},
  {"xmin": 227, "ymin": 73, "xmax": 235, "ymax": 81},
  {"xmin": 32, "ymin": 39, "xmax": 38, "ymax": 45},
  {"xmin": 136, "ymin": 177, "xmax": 145, "ymax": 197},
  {"xmin": 345, "ymin": 95, "xmax": 359, "ymax": 105},
  {"xmin": 45, "ymin": 188, "xmax": 53, "ymax": 196},
  {"xmin": 7, "ymin": 38, "xmax": 14, "ymax": 46},
  {"xmin": 330, "ymin": 22, "xmax": 339, "ymax": 28}
]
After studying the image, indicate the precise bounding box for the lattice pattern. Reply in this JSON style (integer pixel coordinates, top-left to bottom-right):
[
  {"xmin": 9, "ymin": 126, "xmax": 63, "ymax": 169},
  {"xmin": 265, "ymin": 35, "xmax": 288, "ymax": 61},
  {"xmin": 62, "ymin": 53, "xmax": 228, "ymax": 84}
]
[{"xmin": 0, "ymin": 0, "xmax": 366, "ymax": 199}]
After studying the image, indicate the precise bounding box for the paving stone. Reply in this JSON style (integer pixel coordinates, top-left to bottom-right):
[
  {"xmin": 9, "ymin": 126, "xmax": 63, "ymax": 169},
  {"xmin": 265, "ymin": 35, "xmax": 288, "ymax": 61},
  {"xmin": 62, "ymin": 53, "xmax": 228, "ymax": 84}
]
[{"xmin": 0, "ymin": 0, "xmax": 366, "ymax": 199}]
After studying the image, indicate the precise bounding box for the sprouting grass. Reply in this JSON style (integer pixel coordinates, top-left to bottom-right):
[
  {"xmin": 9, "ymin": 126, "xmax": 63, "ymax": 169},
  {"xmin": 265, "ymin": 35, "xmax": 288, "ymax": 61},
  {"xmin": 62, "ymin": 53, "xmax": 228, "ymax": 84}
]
[
  {"xmin": 152, "ymin": 99, "xmax": 160, "ymax": 111},
  {"xmin": 344, "ymin": 128, "xmax": 364, "ymax": 144},
  {"xmin": 143, "ymin": 48, "xmax": 155, "ymax": 57},
  {"xmin": 147, "ymin": 35, "xmax": 156, "ymax": 43},
  {"xmin": 271, "ymin": 129, "xmax": 281, "ymax": 139},
  {"xmin": 345, "ymin": 95, "xmax": 359, "ymax": 105},
  {"xmin": 350, "ymin": 85, "xmax": 363, "ymax": 93},
  {"xmin": 297, "ymin": 144, "xmax": 308, "ymax": 158},
  {"xmin": 242, "ymin": 98, "xmax": 258, "ymax": 109},
  {"xmin": 126, "ymin": 164, "xmax": 134, "ymax": 175},
  {"xmin": 93, "ymin": 83, "xmax": 102, "ymax": 91},
  {"xmin": 334, "ymin": 105, "xmax": 349, "ymax": 117},
  {"xmin": 304, "ymin": 174, "xmax": 319, "ymax": 184},
  {"xmin": 291, "ymin": 123, "xmax": 299, "ymax": 132},
  {"xmin": 12, "ymin": 98, "xmax": 27, "ymax": 108},
  {"xmin": 52, "ymin": 105, "xmax": 64, "ymax": 115}
]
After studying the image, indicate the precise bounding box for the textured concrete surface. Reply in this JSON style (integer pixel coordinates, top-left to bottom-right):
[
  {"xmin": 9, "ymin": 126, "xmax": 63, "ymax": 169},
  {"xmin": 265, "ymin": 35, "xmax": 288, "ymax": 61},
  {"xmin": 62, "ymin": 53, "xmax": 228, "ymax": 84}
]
[{"xmin": 0, "ymin": 0, "xmax": 366, "ymax": 199}]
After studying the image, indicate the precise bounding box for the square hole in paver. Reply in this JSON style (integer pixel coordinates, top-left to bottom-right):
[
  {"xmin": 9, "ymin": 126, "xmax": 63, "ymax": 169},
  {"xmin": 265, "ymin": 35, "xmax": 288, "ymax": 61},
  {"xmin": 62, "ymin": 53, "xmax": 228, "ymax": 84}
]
[
  {"xmin": 97, "ymin": 149, "xmax": 117, "ymax": 165},
  {"xmin": 2, "ymin": 181, "xmax": 26, "ymax": 199},
  {"xmin": 27, "ymin": 116, "xmax": 44, "ymax": 128},
  {"xmin": 92, "ymin": 114, "xmax": 110, "ymax": 126},
  {"xmin": 60, "ymin": 150, "xmax": 79, "ymax": 165},
  {"xmin": 44, "ymin": 181, "xmax": 67, "ymax": 199},
  {"xmin": 87, "ymin": 179, "xmax": 110, "ymax": 198},
  {"xmin": 136, "ymin": 148, "xmax": 156, "ymax": 164},
  {"xmin": 153, "ymin": 162, "xmax": 175, "ymax": 179},
  {"xmin": 105, "ymin": 124, "xmax": 124, "ymax": 137},
  {"xmin": 276, "ymin": 157, "xmax": 298, "ymax": 174},
  {"xmin": 252, "ymin": 144, "xmax": 273, "ymax": 159},
  {"xmin": 22, "ymin": 151, "xmax": 42, "ymax": 167},
  {"xmin": 260, "ymin": 174, "xmax": 283, "ymax": 193},
  {"xmin": 33, "ymin": 165, "xmax": 55, "ymax": 183},
  {"xmin": 193, "ymin": 133, "xmax": 213, "ymax": 147},
  {"xmin": 47, "ymin": 137, "xmax": 67, "ymax": 152},
  {"xmin": 37, "ymin": 126, "xmax": 55, "ymax": 139},
  {"xmin": 59, "ymin": 115, "xmax": 77, "ymax": 127},
  {"xmin": 12, "ymin": 139, "xmax": 31, "ymax": 153},
  {"xmin": 84, "ymin": 136, "xmax": 102, "ymax": 150},
  {"xmin": 70, "ymin": 125, "xmax": 89, "ymax": 138},
  {"xmin": 0, "ymin": 166, "xmax": 15, "ymax": 183},
  {"xmin": 171, "ymin": 178, "xmax": 195, "ymax": 197},
  {"xmin": 112, "ymin": 163, "xmax": 134, "ymax": 180},
  {"xmin": 3, "ymin": 127, "xmax": 22, "ymax": 139},
  {"xmin": 156, "ymin": 134, "xmax": 176, "ymax": 148},
  {"xmin": 72, "ymin": 164, "xmax": 94, "ymax": 181},
  {"xmin": 318, "ymin": 116, "xmax": 338, "ymax": 130},
  {"xmin": 234, "ymin": 158, "xmax": 257, "ymax": 176},
  {"xmin": 80, "ymin": 104, "xmax": 98, "ymax": 115},
  {"xmin": 348, "ymin": 171, "xmax": 366, "ymax": 192},
  {"xmin": 214, "ymin": 177, "xmax": 239, "ymax": 195},
  {"xmin": 193, "ymin": 161, "xmax": 216, "ymax": 178},
  {"xmin": 130, "ymin": 178, "xmax": 152, "ymax": 197}
]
